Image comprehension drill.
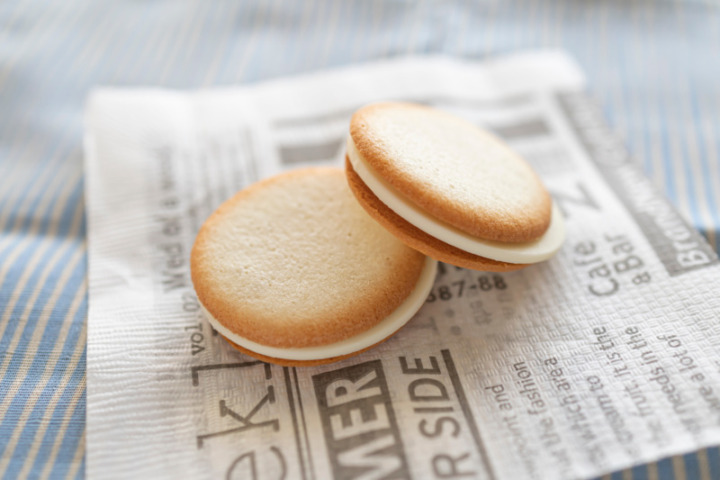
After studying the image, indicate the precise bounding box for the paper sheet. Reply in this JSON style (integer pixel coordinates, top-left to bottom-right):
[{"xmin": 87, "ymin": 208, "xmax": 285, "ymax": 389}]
[{"xmin": 85, "ymin": 52, "xmax": 720, "ymax": 480}]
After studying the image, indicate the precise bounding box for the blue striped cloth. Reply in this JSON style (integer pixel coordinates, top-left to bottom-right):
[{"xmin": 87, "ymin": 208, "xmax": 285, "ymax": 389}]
[{"xmin": 1, "ymin": 1, "xmax": 718, "ymax": 478}]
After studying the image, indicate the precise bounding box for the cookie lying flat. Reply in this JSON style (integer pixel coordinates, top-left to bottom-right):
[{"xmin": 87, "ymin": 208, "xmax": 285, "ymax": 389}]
[
  {"xmin": 190, "ymin": 167, "xmax": 437, "ymax": 366},
  {"xmin": 346, "ymin": 102, "xmax": 565, "ymax": 271}
]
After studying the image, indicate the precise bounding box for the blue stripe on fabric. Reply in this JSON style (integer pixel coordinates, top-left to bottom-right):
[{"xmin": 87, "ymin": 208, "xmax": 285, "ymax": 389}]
[
  {"xmin": 641, "ymin": 112, "xmax": 654, "ymax": 184},
  {"xmin": 4, "ymin": 301, "xmax": 86, "ymax": 479},
  {"xmin": 683, "ymin": 452, "xmax": 700, "ymax": 480},
  {"xmin": 0, "ymin": 237, "xmax": 71, "ymax": 352},
  {"xmin": 0, "ymin": 240, "xmax": 84, "ymax": 423},
  {"xmin": 3, "ymin": 351, "xmax": 84, "ymax": 480},
  {"xmin": 0, "ymin": 245, "xmax": 83, "ymax": 406},
  {"xmin": 74, "ymin": 454, "xmax": 85, "ymax": 480},
  {"xmin": 632, "ymin": 463, "xmax": 649, "ymax": 480},
  {"xmin": 0, "ymin": 235, "xmax": 44, "ymax": 305},
  {"xmin": 657, "ymin": 103, "xmax": 679, "ymax": 206},
  {"xmin": 48, "ymin": 359, "xmax": 85, "ymax": 480},
  {"xmin": 2, "ymin": 267, "xmax": 86, "ymax": 467},
  {"xmin": 657, "ymin": 456, "xmax": 675, "ymax": 480},
  {"xmin": 0, "ymin": 178, "xmax": 82, "ymax": 323},
  {"xmin": 708, "ymin": 447, "xmax": 720, "ymax": 479},
  {"xmin": 42, "ymin": 353, "xmax": 86, "ymax": 480}
]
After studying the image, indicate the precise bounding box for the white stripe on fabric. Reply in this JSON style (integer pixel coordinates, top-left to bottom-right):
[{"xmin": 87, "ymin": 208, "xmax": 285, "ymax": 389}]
[
  {"xmin": 647, "ymin": 459, "xmax": 659, "ymax": 480},
  {"xmin": 674, "ymin": 454, "xmax": 688, "ymax": 480},
  {"xmin": 698, "ymin": 449, "xmax": 713, "ymax": 480}
]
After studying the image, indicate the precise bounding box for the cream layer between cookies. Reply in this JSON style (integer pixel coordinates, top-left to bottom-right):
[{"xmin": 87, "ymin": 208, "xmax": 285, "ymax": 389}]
[
  {"xmin": 201, "ymin": 256, "xmax": 438, "ymax": 361},
  {"xmin": 346, "ymin": 137, "xmax": 565, "ymax": 264}
]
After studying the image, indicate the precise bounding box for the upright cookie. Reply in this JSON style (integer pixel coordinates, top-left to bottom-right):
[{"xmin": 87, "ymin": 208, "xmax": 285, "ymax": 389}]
[
  {"xmin": 191, "ymin": 167, "xmax": 437, "ymax": 366},
  {"xmin": 346, "ymin": 102, "xmax": 565, "ymax": 271}
]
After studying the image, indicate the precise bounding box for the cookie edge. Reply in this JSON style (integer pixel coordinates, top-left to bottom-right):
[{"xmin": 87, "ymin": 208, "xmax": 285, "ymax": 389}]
[{"xmin": 346, "ymin": 157, "xmax": 527, "ymax": 272}]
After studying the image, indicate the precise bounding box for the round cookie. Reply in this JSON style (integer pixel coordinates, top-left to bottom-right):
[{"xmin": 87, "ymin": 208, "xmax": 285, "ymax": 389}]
[
  {"xmin": 346, "ymin": 157, "xmax": 525, "ymax": 272},
  {"xmin": 190, "ymin": 167, "xmax": 437, "ymax": 366},
  {"xmin": 346, "ymin": 102, "xmax": 565, "ymax": 270}
]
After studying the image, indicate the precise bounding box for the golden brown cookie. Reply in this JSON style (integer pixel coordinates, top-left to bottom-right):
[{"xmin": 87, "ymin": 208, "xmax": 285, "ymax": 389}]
[
  {"xmin": 346, "ymin": 158, "xmax": 525, "ymax": 272},
  {"xmin": 346, "ymin": 102, "xmax": 565, "ymax": 270},
  {"xmin": 191, "ymin": 167, "xmax": 437, "ymax": 365}
]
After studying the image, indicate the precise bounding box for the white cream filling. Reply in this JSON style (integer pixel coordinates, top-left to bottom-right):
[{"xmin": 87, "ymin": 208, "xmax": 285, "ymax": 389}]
[
  {"xmin": 202, "ymin": 256, "xmax": 438, "ymax": 361},
  {"xmin": 347, "ymin": 137, "xmax": 565, "ymax": 264}
]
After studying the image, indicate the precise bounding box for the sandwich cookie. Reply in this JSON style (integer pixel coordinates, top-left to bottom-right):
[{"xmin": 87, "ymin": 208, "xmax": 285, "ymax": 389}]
[
  {"xmin": 346, "ymin": 102, "xmax": 565, "ymax": 271},
  {"xmin": 190, "ymin": 168, "xmax": 437, "ymax": 366}
]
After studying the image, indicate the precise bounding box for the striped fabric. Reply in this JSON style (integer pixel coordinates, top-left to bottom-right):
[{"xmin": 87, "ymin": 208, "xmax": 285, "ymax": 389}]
[{"xmin": 0, "ymin": 1, "xmax": 718, "ymax": 479}]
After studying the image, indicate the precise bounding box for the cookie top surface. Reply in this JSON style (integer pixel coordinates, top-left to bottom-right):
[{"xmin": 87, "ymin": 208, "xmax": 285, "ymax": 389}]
[
  {"xmin": 202, "ymin": 256, "xmax": 437, "ymax": 363},
  {"xmin": 350, "ymin": 102, "xmax": 552, "ymax": 243},
  {"xmin": 190, "ymin": 168, "xmax": 427, "ymax": 349}
]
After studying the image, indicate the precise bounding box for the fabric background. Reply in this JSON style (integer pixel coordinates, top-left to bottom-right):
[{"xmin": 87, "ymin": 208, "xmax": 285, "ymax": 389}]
[{"xmin": 0, "ymin": 1, "xmax": 718, "ymax": 478}]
